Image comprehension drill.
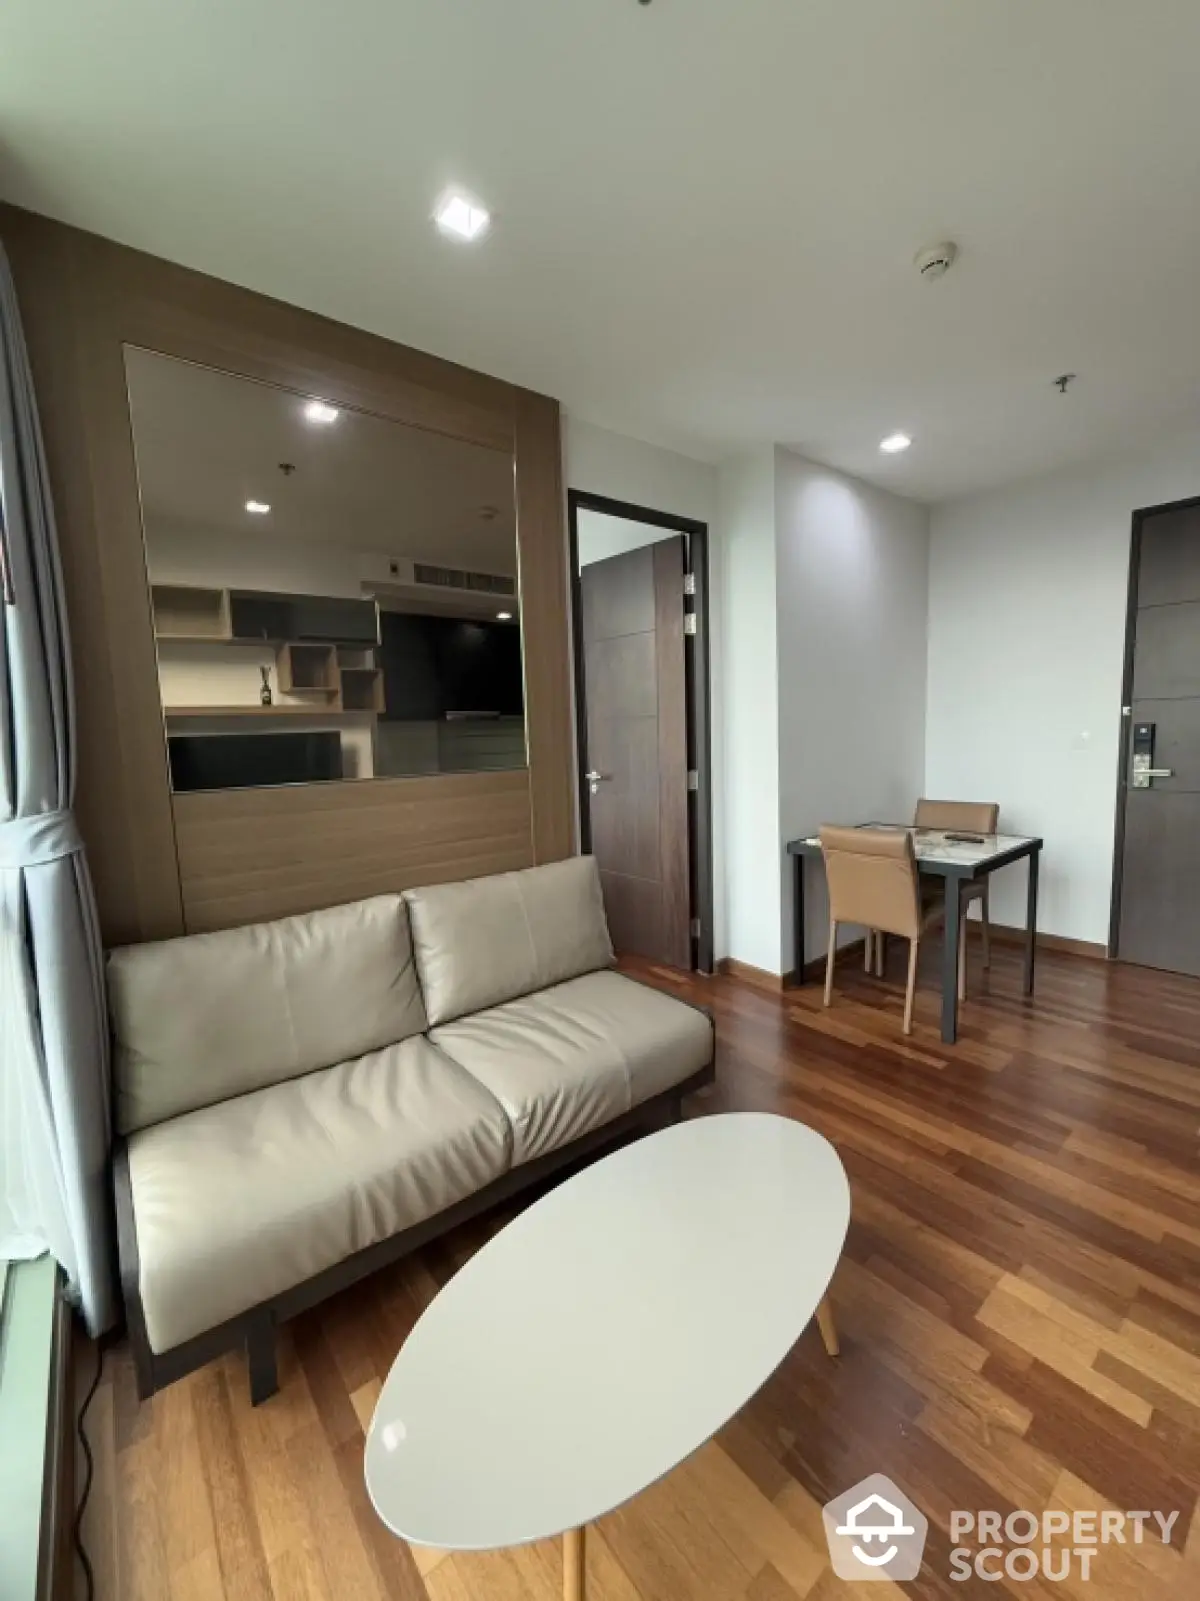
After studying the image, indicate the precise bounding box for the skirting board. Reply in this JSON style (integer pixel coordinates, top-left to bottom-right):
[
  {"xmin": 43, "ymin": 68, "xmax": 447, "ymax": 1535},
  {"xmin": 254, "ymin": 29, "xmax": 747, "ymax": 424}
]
[
  {"xmin": 987, "ymin": 922, "xmax": 1107, "ymax": 961},
  {"xmin": 717, "ymin": 957, "xmax": 791, "ymax": 992},
  {"xmin": 720, "ymin": 925, "xmax": 1105, "ymax": 993},
  {"xmin": 718, "ymin": 941, "xmax": 867, "ymax": 991}
]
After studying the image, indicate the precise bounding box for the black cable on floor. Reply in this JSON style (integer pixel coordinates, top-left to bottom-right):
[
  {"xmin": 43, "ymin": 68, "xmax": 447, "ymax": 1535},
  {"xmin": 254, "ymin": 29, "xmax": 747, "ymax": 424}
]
[{"xmin": 73, "ymin": 1337, "xmax": 105, "ymax": 1601}]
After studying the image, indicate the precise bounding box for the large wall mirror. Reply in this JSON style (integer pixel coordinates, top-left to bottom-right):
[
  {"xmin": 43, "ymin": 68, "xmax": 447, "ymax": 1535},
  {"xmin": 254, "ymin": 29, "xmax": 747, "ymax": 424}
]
[{"xmin": 124, "ymin": 347, "xmax": 525, "ymax": 793}]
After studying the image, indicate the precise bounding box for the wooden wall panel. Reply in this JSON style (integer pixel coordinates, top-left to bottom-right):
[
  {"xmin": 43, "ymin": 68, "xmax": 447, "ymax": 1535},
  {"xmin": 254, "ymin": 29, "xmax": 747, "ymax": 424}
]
[
  {"xmin": 0, "ymin": 202, "xmax": 576, "ymax": 944},
  {"xmin": 2, "ymin": 207, "xmax": 185, "ymax": 944},
  {"xmin": 173, "ymin": 772, "xmax": 534, "ymax": 933},
  {"xmin": 514, "ymin": 387, "xmax": 575, "ymax": 863}
]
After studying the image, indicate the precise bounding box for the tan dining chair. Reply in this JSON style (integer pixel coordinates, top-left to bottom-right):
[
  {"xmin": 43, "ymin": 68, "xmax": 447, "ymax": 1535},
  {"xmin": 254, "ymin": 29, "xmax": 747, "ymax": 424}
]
[
  {"xmin": 820, "ymin": 825, "xmax": 957, "ymax": 1035},
  {"xmin": 913, "ymin": 798, "xmax": 1000, "ymax": 986}
]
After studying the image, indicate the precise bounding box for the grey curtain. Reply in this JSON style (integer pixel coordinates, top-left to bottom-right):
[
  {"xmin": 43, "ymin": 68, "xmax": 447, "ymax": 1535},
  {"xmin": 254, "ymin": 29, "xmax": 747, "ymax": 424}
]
[{"xmin": 0, "ymin": 236, "xmax": 116, "ymax": 1334}]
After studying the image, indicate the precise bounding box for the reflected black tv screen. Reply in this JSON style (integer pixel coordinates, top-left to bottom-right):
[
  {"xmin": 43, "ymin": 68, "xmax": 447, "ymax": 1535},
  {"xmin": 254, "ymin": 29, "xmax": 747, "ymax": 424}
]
[
  {"xmin": 379, "ymin": 613, "xmax": 523, "ymax": 720},
  {"xmin": 168, "ymin": 731, "xmax": 343, "ymax": 791}
]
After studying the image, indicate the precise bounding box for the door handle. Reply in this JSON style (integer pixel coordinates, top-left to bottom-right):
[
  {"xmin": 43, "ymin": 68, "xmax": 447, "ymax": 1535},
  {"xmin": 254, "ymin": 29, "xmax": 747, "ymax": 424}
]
[
  {"xmin": 586, "ymin": 769, "xmax": 610, "ymax": 795},
  {"xmin": 1131, "ymin": 751, "xmax": 1173, "ymax": 788},
  {"xmin": 1130, "ymin": 723, "xmax": 1173, "ymax": 788}
]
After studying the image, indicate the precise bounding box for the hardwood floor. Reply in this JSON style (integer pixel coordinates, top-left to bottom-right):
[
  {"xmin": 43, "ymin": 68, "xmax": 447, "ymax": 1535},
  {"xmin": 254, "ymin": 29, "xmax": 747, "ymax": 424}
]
[{"xmin": 81, "ymin": 942, "xmax": 1200, "ymax": 1599}]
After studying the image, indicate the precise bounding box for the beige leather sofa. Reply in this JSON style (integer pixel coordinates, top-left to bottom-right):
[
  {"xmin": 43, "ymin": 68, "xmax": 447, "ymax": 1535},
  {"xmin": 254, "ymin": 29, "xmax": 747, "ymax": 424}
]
[{"xmin": 109, "ymin": 857, "xmax": 714, "ymax": 1402}]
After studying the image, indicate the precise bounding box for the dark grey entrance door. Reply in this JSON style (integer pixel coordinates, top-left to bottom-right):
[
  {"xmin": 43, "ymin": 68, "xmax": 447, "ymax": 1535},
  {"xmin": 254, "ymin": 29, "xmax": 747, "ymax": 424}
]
[{"xmin": 1116, "ymin": 500, "xmax": 1200, "ymax": 976}]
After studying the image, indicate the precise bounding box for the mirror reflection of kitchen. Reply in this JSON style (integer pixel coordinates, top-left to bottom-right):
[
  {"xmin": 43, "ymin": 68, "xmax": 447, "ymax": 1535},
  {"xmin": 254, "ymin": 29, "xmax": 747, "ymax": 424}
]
[{"xmin": 124, "ymin": 347, "xmax": 524, "ymax": 793}]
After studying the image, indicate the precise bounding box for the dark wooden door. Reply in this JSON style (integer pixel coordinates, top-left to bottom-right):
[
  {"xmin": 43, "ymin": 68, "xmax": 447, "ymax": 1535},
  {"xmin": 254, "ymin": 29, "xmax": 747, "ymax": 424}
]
[
  {"xmin": 580, "ymin": 538, "xmax": 691, "ymax": 967},
  {"xmin": 1116, "ymin": 501, "xmax": 1200, "ymax": 975}
]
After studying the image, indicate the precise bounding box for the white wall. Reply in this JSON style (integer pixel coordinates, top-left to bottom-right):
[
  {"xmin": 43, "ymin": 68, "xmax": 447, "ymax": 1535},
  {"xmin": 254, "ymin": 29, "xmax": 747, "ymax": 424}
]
[
  {"xmin": 926, "ymin": 413, "xmax": 1200, "ymax": 944},
  {"xmin": 775, "ymin": 449, "xmax": 930, "ymax": 970},
  {"xmin": 563, "ymin": 418, "xmax": 717, "ymax": 526},
  {"xmin": 717, "ymin": 449, "xmax": 783, "ymax": 972},
  {"xmin": 148, "ymin": 524, "xmax": 365, "ymax": 598},
  {"xmin": 576, "ymin": 509, "xmax": 671, "ymax": 569},
  {"xmin": 563, "ymin": 419, "xmax": 731, "ymax": 957}
]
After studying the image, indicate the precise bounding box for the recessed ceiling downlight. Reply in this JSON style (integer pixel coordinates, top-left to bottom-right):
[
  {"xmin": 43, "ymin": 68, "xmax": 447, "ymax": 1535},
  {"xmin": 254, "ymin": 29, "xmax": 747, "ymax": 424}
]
[
  {"xmin": 879, "ymin": 433, "xmax": 911, "ymax": 454},
  {"xmin": 305, "ymin": 400, "xmax": 339, "ymax": 424},
  {"xmin": 245, "ymin": 499, "xmax": 271, "ymax": 514},
  {"xmin": 435, "ymin": 192, "xmax": 491, "ymax": 241}
]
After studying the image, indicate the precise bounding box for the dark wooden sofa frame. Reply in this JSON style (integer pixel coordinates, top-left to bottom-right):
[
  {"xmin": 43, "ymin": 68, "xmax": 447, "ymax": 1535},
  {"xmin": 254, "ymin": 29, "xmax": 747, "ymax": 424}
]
[{"xmin": 114, "ymin": 1046, "xmax": 716, "ymax": 1406}]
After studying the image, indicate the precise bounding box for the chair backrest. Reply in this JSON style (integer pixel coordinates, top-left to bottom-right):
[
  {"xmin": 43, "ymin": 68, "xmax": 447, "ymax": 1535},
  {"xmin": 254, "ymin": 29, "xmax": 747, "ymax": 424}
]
[
  {"xmin": 914, "ymin": 798, "xmax": 999, "ymax": 834},
  {"xmin": 819, "ymin": 826, "xmax": 921, "ymax": 940}
]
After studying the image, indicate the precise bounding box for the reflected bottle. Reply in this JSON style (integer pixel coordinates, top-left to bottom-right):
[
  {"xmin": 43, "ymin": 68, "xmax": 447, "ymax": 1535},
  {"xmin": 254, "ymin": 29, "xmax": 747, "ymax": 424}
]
[{"xmin": 260, "ymin": 665, "xmax": 273, "ymax": 706}]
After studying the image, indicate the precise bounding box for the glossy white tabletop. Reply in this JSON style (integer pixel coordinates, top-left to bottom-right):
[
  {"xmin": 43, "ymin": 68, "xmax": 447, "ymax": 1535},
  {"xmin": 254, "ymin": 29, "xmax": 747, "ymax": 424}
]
[
  {"xmin": 365, "ymin": 1113, "xmax": 849, "ymax": 1551},
  {"xmin": 797, "ymin": 827, "xmax": 1036, "ymax": 869}
]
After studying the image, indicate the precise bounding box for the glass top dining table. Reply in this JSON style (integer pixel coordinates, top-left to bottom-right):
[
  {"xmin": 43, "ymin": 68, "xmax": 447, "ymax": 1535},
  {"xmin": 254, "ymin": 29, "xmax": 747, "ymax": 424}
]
[{"xmin": 785, "ymin": 826, "xmax": 1043, "ymax": 1043}]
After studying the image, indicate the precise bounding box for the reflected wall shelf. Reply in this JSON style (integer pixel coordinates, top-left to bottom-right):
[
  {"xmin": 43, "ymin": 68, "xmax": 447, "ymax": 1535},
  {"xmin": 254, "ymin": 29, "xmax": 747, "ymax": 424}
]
[
  {"xmin": 151, "ymin": 587, "xmax": 387, "ymax": 717},
  {"xmin": 277, "ymin": 642, "xmax": 340, "ymax": 696},
  {"xmin": 164, "ymin": 706, "xmax": 375, "ymax": 719},
  {"xmin": 150, "ymin": 584, "xmax": 379, "ymax": 647},
  {"xmin": 150, "ymin": 584, "xmax": 230, "ymax": 640},
  {"xmin": 339, "ymin": 667, "xmax": 386, "ymax": 712}
]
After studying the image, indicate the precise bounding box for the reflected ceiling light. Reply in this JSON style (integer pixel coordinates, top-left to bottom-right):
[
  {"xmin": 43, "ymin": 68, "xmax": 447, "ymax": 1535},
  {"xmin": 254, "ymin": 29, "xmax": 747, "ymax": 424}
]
[
  {"xmin": 245, "ymin": 499, "xmax": 271, "ymax": 514},
  {"xmin": 435, "ymin": 192, "xmax": 491, "ymax": 241},
  {"xmin": 496, "ymin": 611, "xmax": 513, "ymax": 621},
  {"xmin": 304, "ymin": 400, "xmax": 339, "ymax": 424},
  {"xmin": 879, "ymin": 432, "xmax": 912, "ymax": 454}
]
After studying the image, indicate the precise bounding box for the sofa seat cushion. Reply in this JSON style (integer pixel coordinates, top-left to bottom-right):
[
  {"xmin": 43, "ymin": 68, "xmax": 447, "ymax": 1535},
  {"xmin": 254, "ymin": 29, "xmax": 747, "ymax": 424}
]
[
  {"xmin": 127, "ymin": 1037, "xmax": 512, "ymax": 1354},
  {"xmin": 430, "ymin": 970, "xmax": 713, "ymax": 1167}
]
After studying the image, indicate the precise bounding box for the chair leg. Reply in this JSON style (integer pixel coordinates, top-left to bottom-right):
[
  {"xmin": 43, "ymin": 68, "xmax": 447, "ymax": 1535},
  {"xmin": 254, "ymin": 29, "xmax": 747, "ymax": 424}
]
[
  {"xmin": 981, "ymin": 887, "xmax": 991, "ymax": 969},
  {"xmin": 864, "ymin": 929, "xmax": 873, "ymax": 973},
  {"xmin": 564, "ymin": 1526, "xmax": 586, "ymax": 1601},
  {"xmin": 876, "ymin": 932, "xmax": 885, "ymax": 977},
  {"xmin": 816, "ymin": 1295, "xmax": 840, "ymax": 1358},
  {"xmin": 824, "ymin": 920, "xmax": 837, "ymax": 1007},
  {"xmin": 958, "ymin": 912, "xmax": 967, "ymax": 1003},
  {"xmin": 903, "ymin": 938, "xmax": 919, "ymax": 1034}
]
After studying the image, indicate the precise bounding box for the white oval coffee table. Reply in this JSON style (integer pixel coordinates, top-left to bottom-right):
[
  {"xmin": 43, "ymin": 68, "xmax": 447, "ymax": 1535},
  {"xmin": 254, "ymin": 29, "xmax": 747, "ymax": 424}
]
[{"xmin": 365, "ymin": 1112, "xmax": 850, "ymax": 1599}]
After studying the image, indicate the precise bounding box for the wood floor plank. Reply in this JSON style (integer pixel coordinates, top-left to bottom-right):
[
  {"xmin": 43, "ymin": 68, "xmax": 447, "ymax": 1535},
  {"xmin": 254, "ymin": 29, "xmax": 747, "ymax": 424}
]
[
  {"xmin": 191, "ymin": 1367, "xmax": 273, "ymax": 1601},
  {"xmin": 87, "ymin": 946, "xmax": 1200, "ymax": 1600},
  {"xmin": 265, "ymin": 1543, "xmax": 335, "ymax": 1601}
]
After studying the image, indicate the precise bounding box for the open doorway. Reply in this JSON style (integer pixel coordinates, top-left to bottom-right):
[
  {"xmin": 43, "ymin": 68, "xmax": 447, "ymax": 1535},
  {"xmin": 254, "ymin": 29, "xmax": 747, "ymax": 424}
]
[{"xmin": 567, "ymin": 490, "xmax": 713, "ymax": 974}]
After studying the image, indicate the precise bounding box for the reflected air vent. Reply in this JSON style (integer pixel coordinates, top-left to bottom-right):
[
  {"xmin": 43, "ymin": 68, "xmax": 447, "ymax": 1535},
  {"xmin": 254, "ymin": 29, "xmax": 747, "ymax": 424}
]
[{"xmin": 412, "ymin": 563, "xmax": 516, "ymax": 597}]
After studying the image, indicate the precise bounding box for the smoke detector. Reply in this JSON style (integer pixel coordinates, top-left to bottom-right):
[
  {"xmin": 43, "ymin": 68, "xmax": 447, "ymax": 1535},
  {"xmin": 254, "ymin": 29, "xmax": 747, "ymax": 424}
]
[{"xmin": 913, "ymin": 241, "xmax": 958, "ymax": 281}]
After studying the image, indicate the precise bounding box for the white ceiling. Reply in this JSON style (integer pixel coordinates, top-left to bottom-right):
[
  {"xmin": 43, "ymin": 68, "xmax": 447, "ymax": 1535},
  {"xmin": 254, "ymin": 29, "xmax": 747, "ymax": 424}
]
[
  {"xmin": 125, "ymin": 347, "xmax": 517, "ymax": 571},
  {"xmin": 6, "ymin": 1, "xmax": 1200, "ymax": 502}
]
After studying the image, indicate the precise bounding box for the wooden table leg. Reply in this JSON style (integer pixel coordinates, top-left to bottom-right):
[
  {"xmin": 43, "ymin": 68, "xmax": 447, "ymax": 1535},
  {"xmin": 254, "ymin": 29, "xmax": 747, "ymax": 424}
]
[
  {"xmin": 816, "ymin": 1295, "xmax": 840, "ymax": 1358},
  {"xmin": 564, "ymin": 1525, "xmax": 586, "ymax": 1601}
]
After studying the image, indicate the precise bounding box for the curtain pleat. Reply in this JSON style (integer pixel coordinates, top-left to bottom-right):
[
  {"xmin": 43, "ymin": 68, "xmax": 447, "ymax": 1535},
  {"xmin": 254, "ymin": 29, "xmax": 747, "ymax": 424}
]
[{"xmin": 0, "ymin": 235, "xmax": 116, "ymax": 1334}]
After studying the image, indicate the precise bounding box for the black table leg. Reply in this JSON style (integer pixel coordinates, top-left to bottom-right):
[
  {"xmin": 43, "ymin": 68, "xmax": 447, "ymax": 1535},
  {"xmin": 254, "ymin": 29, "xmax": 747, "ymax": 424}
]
[
  {"xmin": 1023, "ymin": 847, "xmax": 1039, "ymax": 995},
  {"xmin": 941, "ymin": 881, "xmax": 961, "ymax": 1044},
  {"xmin": 792, "ymin": 854, "xmax": 806, "ymax": 984}
]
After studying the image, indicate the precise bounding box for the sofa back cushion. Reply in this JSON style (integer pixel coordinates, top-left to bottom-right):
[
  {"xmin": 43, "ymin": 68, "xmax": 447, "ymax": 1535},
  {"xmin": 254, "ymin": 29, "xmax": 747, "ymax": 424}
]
[
  {"xmin": 404, "ymin": 857, "xmax": 614, "ymax": 1026},
  {"xmin": 109, "ymin": 895, "xmax": 427, "ymax": 1134}
]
